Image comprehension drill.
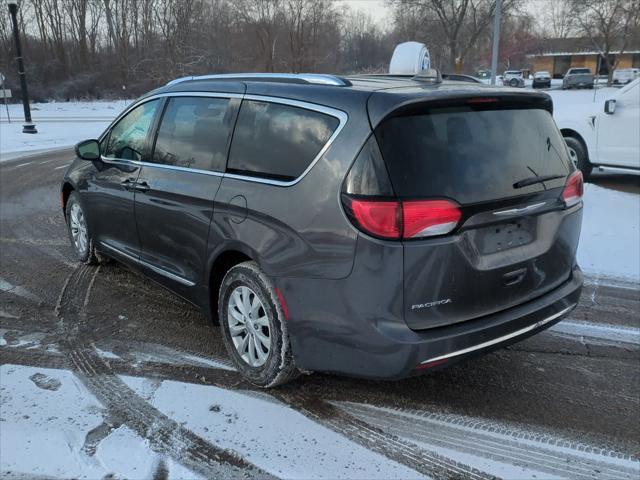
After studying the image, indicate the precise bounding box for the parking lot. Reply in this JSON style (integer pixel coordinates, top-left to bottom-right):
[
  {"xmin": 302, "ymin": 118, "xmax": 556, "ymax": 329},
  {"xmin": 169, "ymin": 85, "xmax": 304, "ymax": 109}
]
[{"xmin": 1, "ymin": 147, "xmax": 638, "ymax": 479}]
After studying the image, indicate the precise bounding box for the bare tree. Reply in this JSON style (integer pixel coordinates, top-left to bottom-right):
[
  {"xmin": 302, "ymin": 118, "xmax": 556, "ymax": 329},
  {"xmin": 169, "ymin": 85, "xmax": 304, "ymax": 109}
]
[
  {"xmin": 537, "ymin": 0, "xmax": 576, "ymax": 39},
  {"xmin": 570, "ymin": 0, "xmax": 640, "ymax": 85},
  {"xmin": 392, "ymin": 0, "xmax": 520, "ymax": 72}
]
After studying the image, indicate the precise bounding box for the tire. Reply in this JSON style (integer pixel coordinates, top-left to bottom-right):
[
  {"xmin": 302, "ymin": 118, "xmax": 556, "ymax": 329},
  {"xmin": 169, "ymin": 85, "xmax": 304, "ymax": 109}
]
[
  {"xmin": 65, "ymin": 192, "xmax": 98, "ymax": 264},
  {"xmin": 218, "ymin": 261, "xmax": 298, "ymax": 387},
  {"xmin": 564, "ymin": 136, "xmax": 592, "ymax": 180},
  {"xmin": 509, "ymin": 78, "xmax": 519, "ymax": 87}
]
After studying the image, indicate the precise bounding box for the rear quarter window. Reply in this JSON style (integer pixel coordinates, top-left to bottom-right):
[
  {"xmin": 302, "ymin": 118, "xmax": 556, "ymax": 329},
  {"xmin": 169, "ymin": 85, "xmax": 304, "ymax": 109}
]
[
  {"xmin": 227, "ymin": 100, "xmax": 340, "ymax": 181},
  {"xmin": 375, "ymin": 106, "xmax": 572, "ymax": 204}
]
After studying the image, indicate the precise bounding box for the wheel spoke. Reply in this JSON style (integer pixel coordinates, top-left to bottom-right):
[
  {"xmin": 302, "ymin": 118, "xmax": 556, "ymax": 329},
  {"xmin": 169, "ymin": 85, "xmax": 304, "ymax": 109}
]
[
  {"xmin": 248, "ymin": 335, "xmax": 257, "ymax": 366},
  {"xmin": 250, "ymin": 295, "xmax": 261, "ymax": 316},
  {"xmin": 254, "ymin": 329, "xmax": 270, "ymax": 349},
  {"xmin": 229, "ymin": 322, "xmax": 245, "ymax": 337},
  {"xmin": 242, "ymin": 290, "xmax": 252, "ymax": 318},
  {"xmin": 233, "ymin": 290, "xmax": 247, "ymax": 316},
  {"xmin": 254, "ymin": 315, "xmax": 269, "ymax": 327},
  {"xmin": 237, "ymin": 333, "xmax": 249, "ymax": 355},
  {"xmin": 229, "ymin": 306, "xmax": 245, "ymax": 324}
]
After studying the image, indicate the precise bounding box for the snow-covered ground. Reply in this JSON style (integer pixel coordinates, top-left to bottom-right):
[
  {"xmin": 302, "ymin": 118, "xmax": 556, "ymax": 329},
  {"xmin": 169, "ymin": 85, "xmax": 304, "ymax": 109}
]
[
  {"xmin": 0, "ymin": 101, "xmax": 126, "ymax": 159},
  {"xmin": 0, "ymin": 363, "xmax": 424, "ymax": 479},
  {"xmin": 578, "ymin": 182, "xmax": 639, "ymax": 284}
]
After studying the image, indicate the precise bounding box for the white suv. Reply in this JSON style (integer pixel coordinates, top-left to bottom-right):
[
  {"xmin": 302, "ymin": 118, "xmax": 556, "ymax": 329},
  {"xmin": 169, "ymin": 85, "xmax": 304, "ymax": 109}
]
[{"xmin": 555, "ymin": 78, "xmax": 640, "ymax": 179}]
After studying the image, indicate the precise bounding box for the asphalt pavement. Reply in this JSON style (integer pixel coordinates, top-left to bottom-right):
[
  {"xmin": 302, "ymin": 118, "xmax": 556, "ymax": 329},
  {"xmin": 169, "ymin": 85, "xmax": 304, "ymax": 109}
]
[{"xmin": 1, "ymin": 149, "xmax": 638, "ymax": 479}]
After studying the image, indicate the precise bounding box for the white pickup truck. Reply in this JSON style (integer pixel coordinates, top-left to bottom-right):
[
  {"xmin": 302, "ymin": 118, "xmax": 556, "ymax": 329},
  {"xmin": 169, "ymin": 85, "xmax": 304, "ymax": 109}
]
[{"xmin": 556, "ymin": 78, "xmax": 640, "ymax": 179}]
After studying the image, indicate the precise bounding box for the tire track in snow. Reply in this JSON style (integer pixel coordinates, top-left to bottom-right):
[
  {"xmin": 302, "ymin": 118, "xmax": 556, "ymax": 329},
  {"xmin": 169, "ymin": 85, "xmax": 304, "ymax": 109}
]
[
  {"xmin": 275, "ymin": 391, "xmax": 493, "ymax": 480},
  {"xmin": 335, "ymin": 402, "xmax": 640, "ymax": 480},
  {"xmin": 54, "ymin": 264, "xmax": 274, "ymax": 479}
]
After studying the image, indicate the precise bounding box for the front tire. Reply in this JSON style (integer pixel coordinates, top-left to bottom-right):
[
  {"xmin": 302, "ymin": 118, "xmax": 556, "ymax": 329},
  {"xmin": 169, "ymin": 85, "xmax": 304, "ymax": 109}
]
[
  {"xmin": 564, "ymin": 136, "xmax": 592, "ymax": 180},
  {"xmin": 65, "ymin": 192, "xmax": 98, "ymax": 264},
  {"xmin": 218, "ymin": 261, "xmax": 297, "ymax": 387}
]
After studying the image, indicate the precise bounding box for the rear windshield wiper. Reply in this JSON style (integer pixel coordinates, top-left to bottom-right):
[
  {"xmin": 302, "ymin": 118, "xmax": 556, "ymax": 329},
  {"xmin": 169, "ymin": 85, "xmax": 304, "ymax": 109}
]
[{"xmin": 513, "ymin": 174, "xmax": 565, "ymax": 189}]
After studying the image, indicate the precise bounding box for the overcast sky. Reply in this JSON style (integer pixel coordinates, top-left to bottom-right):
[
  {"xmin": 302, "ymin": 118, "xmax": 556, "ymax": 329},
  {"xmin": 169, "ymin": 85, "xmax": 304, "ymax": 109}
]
[
  {"xmin": 338, "ymin": 0, "xmax": 390, "ymax": 25},
  {"xmin": 337, "ymin": 0, "xmax": 547, "ymax": 30}
]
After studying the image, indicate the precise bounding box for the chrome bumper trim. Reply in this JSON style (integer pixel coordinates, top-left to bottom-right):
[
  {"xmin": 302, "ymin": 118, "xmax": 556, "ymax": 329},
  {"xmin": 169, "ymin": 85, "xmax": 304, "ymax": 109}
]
[{"xmin": 420, "ymin": 303, "xmax": 576, "ymax": 365}]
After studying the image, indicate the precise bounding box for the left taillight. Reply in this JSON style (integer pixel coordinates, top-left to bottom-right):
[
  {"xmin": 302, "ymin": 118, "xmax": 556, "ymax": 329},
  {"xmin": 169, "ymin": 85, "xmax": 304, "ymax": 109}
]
[
  {"xmin": 341, "ymin": 135, "xmax": 462, "ymax": 240},
  {"xmin": 342, "ymin": 197, "xmax": 462, "ymax": 240},
  {"xmin": 562, "ymin": 170, "xmax": 584, "ymax": 207}
]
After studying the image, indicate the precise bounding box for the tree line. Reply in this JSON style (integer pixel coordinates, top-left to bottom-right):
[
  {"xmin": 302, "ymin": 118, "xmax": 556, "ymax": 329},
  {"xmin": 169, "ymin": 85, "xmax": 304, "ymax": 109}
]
[{"xmin": 0, "ymin": 0, "xmax": 637, "ymax": 101}]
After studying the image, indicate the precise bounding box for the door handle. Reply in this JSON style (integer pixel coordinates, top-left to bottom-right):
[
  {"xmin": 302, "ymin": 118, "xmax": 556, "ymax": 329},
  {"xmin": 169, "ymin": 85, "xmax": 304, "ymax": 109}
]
[
  {"xmin": 120, "ymin": 179, "xmax": 149, "ymax": 193},
  {"xmin": 132, "ymin": 181, "xmax": 150, "ymax": 193},
  {"xmin": 120, "ymin": 178, "xmax": 137, "ymax": 191}
]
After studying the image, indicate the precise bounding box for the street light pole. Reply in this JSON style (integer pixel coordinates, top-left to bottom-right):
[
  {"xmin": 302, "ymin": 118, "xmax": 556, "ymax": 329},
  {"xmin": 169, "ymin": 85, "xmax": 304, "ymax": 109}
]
[
  {"xmin": 7, "ymin": 0, "xmax": 36, "ymax": 133},
  {"xmin": 490, "ymin": 0, "xmax": 502, "ymax": 86}
]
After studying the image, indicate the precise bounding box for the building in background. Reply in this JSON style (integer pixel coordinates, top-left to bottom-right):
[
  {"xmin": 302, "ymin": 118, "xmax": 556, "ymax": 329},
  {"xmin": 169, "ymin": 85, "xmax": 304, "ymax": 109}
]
[{"xmin": 528, "ymin": 37, "xmax": 640, "ymax": 77}]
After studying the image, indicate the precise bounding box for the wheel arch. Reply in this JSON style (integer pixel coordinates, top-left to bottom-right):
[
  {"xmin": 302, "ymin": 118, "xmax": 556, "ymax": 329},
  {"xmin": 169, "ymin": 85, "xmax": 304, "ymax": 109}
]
[
  {"xmin": 561, "ymin": 128, "xmax": 590, "ymax": 162},
  {"xmin": 206, "ymin": 247, "xmax": 254, "ymax": 323},
  {"xmin": 61, "ymin": 181, "xmax": 76, "ymax": 217}
]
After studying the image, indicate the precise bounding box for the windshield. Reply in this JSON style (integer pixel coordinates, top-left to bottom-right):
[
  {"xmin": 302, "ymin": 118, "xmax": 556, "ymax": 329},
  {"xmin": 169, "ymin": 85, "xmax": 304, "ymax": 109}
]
[
  {"xmin": 570, "ymin": 69, "xmax": 590, "ymax": 74},
  {"xmin": 375, "ymin": 106, "xmax": 572, "ymax": 204}
]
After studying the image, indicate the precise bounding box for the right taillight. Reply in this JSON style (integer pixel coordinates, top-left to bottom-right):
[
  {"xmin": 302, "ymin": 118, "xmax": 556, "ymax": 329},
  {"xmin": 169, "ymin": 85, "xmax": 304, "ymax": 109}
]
[{"xmin": 562, "ymin": 170, "xmax": 584, "ymax": 207}]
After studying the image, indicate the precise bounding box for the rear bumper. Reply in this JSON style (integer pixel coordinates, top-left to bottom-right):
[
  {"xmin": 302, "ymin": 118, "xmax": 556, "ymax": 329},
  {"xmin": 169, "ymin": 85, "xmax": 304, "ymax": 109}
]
[{"xmin": 283, "ymin": 265, "xmax": 582, "ymax": 380}]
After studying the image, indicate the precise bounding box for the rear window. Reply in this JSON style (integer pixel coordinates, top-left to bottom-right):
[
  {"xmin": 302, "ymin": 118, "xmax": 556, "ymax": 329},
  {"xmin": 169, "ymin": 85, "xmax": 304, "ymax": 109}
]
[
  {"xmin": 375, "ymin": 106, "xmax": 571, "ymax": 204},
  {"xmin": 227, "ymin": 100, "xmax": 339, "ymax": 181},
  {"xmin": 570, "ymin": 68, "xmax": 590, "ymax": 74}
]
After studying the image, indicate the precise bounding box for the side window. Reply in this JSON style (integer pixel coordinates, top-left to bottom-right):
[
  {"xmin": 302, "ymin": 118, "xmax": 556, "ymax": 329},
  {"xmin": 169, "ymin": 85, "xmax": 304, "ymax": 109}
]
[
  {"xmin": 105, "ymin": 100, "xmax": 159, "ymax": 160},
  {"xmin": 227, "ymin": 100, "xmax": 340, "ymax": 181},
  {"xmin": 153, "ymin": 96, "xmax": 235, "ymax": 172}
]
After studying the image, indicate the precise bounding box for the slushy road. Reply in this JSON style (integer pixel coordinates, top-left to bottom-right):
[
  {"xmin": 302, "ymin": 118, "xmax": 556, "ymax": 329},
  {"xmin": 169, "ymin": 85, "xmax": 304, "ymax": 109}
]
[{"xmin": 1, "ymin": 149, "xmax": 638, "ymax": 479}]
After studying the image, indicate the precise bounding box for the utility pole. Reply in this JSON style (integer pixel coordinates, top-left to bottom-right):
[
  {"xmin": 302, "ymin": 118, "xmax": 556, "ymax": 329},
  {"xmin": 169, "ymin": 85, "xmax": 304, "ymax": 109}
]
[
  {"xmin": 490, "ymin": 0, "xmax": 502, "ymax": 86},
  {"xmin": 7, "ymin": 0, "xmax": 37, "ymax": 133}
]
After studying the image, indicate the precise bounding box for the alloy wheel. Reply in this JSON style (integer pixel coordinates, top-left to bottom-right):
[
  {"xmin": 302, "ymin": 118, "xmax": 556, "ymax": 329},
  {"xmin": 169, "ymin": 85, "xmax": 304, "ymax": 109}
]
[
  {"xmin": 227, "ymin": 285, "xmax": 271, "ymax": 367},
  {"xmin": 69, "ymin": 202, "xmax": 88, "ymax": 255}
]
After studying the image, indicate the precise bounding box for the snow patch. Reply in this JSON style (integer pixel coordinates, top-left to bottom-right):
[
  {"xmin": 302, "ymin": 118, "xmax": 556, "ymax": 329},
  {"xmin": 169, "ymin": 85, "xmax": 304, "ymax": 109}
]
[{"xmin": 120, "ymin": 375, "xmax": 425, "ymax": 479}]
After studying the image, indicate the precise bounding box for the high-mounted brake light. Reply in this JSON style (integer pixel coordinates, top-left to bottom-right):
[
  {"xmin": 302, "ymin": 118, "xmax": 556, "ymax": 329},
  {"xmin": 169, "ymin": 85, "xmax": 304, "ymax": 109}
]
[
  {"xmin": 466, "ymin": 97, "xmax": 499, "ymax": 104},
  {"xmin": 562, "ymin": 170, "xmax": 584, "ymax": 207},
  {"xmin": 343, "ymin": 197, "xmax": 461, "ymax": 240}
]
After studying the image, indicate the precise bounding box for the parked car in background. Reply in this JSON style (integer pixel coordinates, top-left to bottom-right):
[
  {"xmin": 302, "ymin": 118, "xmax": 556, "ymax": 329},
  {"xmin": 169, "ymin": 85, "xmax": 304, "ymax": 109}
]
[
  {"xmin": 533, "ymin": 71, "xmax": 551, "ymax": 89},
  {"xmin": 556, "ymin": 78, "xmax": 639, "ymax": 179},
  {"xmin": 613, "ymin": 68, "xmax": 640, "ymax": 85},
  {"xmin": 562, "ymin": 68, "xmax": 594, "ymax": 89},
  {"xmin": 62, "ymin": 72, "xmax": 583, "ymax": 386},
  {"xmin": 442, "ymin": 73, "xmax": 483, "ymax": 83},
  {"xmin": 503, "ymin": 70, "xmax": 525, "ymax": 87}
]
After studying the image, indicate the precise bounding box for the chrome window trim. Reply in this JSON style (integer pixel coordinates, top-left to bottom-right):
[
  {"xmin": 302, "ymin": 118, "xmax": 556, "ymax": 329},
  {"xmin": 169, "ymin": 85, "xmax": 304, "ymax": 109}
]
[
  {"xmin": 419, "ymin": 303, "xmax": 576, "ymax": 365},
  {"xmin": 100, "ymin": 92, "xmax": 349, "ymax": 187},
  {"xmin": 100, "ymin": 242, "xmax": 196, "ymax": 287}
]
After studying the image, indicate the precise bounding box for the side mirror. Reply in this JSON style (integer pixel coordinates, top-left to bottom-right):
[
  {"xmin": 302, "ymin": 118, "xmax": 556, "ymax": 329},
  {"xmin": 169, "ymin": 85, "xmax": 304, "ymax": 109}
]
[
  {"xmin": 604, "ymin": 99, "xmax": 616, "ymax": 115},
  {"xmin": 75, "ymin": 139, "xmax": 100, "ymax": 160}
]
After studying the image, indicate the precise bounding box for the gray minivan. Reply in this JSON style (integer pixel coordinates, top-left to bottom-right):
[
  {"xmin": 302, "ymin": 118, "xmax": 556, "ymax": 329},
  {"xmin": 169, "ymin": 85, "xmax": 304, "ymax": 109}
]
[{"xmin": 62, "ymin": 73, "xmax": 584, "ymax": 387}]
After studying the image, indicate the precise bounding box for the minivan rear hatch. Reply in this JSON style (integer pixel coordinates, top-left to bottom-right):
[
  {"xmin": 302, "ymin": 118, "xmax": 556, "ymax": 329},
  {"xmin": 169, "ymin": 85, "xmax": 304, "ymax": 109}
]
[{"xmin": 370, "ymin": 93, "xmax": 582, "ymax": 330}]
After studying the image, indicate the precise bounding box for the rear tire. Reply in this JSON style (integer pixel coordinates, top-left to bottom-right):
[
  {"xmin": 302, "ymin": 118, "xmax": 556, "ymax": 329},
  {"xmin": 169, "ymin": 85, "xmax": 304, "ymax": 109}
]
[
  {"xmin": 564, "ymin": 136, "xmax": 592, "ymax": 180},
  {"xmin": 218, "ymin": 261, "xmax": 298, "ymax": 387},
  {"xmin": 65, "ymin": 192, "xmax": 98, "ymax": 265}
]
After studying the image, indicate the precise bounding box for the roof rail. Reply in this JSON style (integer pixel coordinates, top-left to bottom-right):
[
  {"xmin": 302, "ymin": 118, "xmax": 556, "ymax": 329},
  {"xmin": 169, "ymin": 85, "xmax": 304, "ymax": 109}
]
[{"xmin": 166, "ymin": 73, "xmax": 350, "ymax": 87}]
